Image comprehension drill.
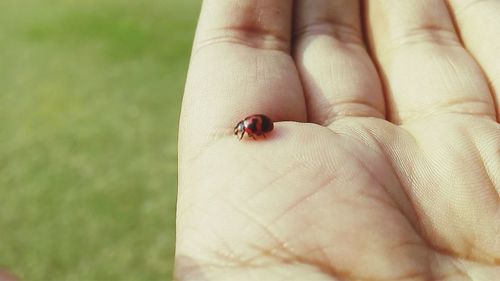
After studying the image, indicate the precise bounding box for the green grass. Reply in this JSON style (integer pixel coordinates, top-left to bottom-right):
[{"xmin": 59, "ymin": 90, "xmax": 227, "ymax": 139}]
[{"xmin": 0, "ymin": 0, "xmax": 199, "ymax": 280}]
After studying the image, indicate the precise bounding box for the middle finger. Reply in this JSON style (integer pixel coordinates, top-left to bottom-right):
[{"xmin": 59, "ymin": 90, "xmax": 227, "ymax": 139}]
[{"xmin": 294, "ymin": 0, "xmax": 385, "ymax": 126}]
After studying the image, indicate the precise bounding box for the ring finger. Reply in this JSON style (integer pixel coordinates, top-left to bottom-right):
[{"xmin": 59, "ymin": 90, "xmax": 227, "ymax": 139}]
[{"xmin": 365, "ymin": 0, "xmax": 496, "ymax": 125}]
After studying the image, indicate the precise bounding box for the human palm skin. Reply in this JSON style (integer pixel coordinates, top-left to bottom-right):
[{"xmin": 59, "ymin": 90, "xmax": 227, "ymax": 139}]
[{"xmin": 176, "ymin": 1, "xmax": 500, "ymax": 280}]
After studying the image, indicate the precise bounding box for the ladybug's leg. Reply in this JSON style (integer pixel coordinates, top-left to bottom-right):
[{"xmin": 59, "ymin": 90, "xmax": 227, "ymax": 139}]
[
  {"xmin": 251, "ymin": 134, "xmax": 257, "ymax": 140},
  {"xmin": 239, "ymin": 131, "xmax": 245, "ymax": 140}
]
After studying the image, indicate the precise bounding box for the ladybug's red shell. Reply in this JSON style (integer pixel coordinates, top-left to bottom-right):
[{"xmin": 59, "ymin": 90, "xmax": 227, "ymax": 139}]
[{"xmin": 234, "ymin": 114, "xmax": 274, "ymax": 140}]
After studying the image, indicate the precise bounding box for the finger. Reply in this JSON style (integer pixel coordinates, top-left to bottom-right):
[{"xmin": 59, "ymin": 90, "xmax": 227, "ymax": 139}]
[
  {"xmin": 294, "ymin": 0, "xmax": 385, "ymax": 126},
  {"xmin": 446, "ymin": 0, "xmax": 500, "ymax": 121},
  {"xmin": 365, "ymin": 0, "xmax": 496, "ymax": 125},
  {"xmin": 181, "ymin": 0, "xmax": 306, "ymax": 157}
]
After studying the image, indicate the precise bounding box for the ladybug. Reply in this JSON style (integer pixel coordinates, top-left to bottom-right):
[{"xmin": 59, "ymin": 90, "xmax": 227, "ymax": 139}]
[{"xmin": 234, "ymin": 114, "xmax": 274, "ymax": 140}]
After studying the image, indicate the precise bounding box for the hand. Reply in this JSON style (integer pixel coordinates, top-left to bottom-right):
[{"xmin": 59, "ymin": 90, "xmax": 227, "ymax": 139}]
[{"xmin": 176, "ymin": 1, "xmax": 500, "ymax": 280}]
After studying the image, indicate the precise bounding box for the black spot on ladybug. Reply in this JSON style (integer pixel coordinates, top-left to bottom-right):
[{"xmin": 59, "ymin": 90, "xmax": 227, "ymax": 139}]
[
  {"xmin": 247, "ymin": 120, "xmax": 257, "ymax": 131},
  {"xmin": 260, "ymin": 116, "xmax": 273, "ymax": 132}
]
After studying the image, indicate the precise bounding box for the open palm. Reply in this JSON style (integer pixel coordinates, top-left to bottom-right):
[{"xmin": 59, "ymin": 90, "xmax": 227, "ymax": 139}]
[{"xmin": 176, "ymin": 1, "xmax": 500, "ymax": 280}]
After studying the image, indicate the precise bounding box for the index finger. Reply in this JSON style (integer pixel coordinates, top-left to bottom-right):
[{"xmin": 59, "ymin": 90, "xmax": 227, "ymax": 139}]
[{"xmin": 180, "ymin": 0, "xmax": 306, "ymax": 158}]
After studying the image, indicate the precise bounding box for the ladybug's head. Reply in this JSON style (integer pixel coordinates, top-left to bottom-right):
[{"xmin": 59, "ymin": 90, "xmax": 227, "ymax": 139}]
[{"xmin": 234, "ymin": 121, "xmax": 244, "ymax": 138}]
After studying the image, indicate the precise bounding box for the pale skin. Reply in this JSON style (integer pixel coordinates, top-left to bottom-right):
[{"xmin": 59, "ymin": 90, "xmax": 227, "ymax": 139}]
[{"xmin": 176, "ymin": 0, "xmax": 500, "ymax": 280}]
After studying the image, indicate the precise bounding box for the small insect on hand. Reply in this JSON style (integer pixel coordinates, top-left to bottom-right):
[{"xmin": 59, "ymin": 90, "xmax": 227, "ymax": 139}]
[{"xmin": 234, "ymin": 114, "xmax": 274, "ymax": 140}]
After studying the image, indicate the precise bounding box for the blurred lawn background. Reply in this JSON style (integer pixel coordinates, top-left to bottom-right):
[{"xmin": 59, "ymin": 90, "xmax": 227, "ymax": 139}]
[{"xmin": 0, "ymin": 0, "xmax": 200, "ymax": 280}]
